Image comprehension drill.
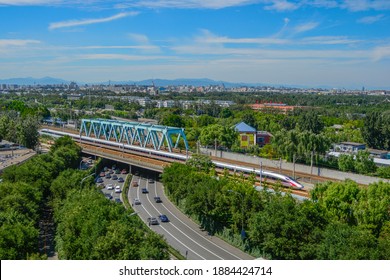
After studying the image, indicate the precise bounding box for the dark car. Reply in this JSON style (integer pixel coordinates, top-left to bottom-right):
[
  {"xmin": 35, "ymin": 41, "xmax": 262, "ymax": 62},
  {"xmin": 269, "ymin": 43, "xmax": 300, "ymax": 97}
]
[
  {"xmin": 105, "ymin": 173, "xmax": 111, "ymax": 179},
  {"xmin": 117, "ymin": 177, "xmax": 124, "ymax": 183},
  {"xmin": 114, "ymin": 198, "xmax": 122, "ymax": 204},
  {"xmin": 96, "ymin": 177, "xmax": 103, "ymax": 183},
  {"xmin": 115, "ymin": 169, "xmax": 121, "ymax": 174},
  {"xmin": 154, "ymin": 196, "xmax": 162, "ymax": 203},
  {"xmin": 112, "ymin": 174, "xmax": 118, "ymax": 180},
  {"xmin": 104, "ymin": 193, "xmax": 113, "ymax": 200},
  {"xmin": 148, "ymin": 217, "xmax": 159, "ymax": 225},
  {"xmin": 142, "ymin": 188, "xmax": 148, "ymax": 194},
  {"xmin": 158, "ymin": 214, "xmax": 169, "ymax": 223}
]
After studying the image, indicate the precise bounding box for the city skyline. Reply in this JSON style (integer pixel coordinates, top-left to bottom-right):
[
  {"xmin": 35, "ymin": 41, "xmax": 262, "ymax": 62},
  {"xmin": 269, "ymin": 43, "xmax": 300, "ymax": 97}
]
[{"xmin": 0, "ymin": 0, "xmax": 389, "ymax": 88}]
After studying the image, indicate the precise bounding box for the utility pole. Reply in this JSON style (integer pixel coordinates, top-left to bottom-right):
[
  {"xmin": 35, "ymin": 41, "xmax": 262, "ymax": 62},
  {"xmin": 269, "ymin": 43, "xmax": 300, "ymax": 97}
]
[
  {"xmin": 279, "ymin": 157, "xmax": 282, "ymax": 173},
  {"xmin": 259, "ymin": 161, "xmax": 263, "ymax": 188},
  {"xmin": 293, "ymin": 154, "xmax": 296, "ymax": 180},
  {"xmin": 214, "ymin": 138, "xmax": 217, "ymax": 157},
  {"xmin": 310, "ymin": 151, "xmax": 314, "ymax": 175}
]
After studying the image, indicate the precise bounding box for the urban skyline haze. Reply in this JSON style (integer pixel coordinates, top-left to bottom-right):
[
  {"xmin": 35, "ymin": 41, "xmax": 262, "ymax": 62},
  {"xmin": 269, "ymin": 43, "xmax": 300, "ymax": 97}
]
[{"xmin": 0, "ymin": 0, "xmax": 389, "ymax": 89}]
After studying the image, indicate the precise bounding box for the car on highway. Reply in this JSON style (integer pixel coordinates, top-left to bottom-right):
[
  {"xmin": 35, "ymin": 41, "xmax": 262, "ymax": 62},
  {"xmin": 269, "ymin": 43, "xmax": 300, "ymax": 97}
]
[
  {"xmin": 154, "ymin": 196, "xmax": 162, "ymax": 203},
  {"xmin": 106, "ymin": 184, "xmax": 114, "ymax": 190},
  {"xmin": 117, "ymin": 177, "xmax": 124, "ymax": 183},
  {"xmin": 148, "ymin": 217, "xmax": 159, "ymax": 226},
  {"xmin": 132, "ymin": 181, "xmax": 138, "ymax": 187},
  {"xmin": 142, "ymin": 188, "xmax": 148, "ymax": 194},
  {"xmin": 158, "ymin": 214, "xmax": 169, "ymax": 223},
  {"xmin": 133, "ymin": 198, "xmax": 141, "ymax": 205},
  {"xmin": 148, "ymin": 178, "xmax": 154, "ymax": 184},
  {"xmin": 112, "ymin": 174, "xmax": 118, "ymax": 180},
  {"xmin": 96, "ymin": 177, "xmax": 103, "ymax": 183},
  {"xmin": 115, "ymin": 186, "xmax": 121, "ymax": 193}
]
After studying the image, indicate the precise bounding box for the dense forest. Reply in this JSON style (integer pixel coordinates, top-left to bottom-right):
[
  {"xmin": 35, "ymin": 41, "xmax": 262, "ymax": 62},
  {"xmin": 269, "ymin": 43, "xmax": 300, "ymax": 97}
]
[
  {"xmin": 0, "ymin": 136, "xmax": 169, "ymax": 259},
  {"xmin": 162, "ymin": 160, "xmax": 390, "ymax": 260}
]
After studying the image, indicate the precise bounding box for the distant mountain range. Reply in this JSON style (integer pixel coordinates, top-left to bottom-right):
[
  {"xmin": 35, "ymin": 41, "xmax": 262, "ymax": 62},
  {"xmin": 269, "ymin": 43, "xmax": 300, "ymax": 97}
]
[
  {"xmin": 102, "ymin": 78, "xmax": 266, "ymax": 88},
  {"xmin": 0, "ymin": 76, "xmax": 70, "ymax": 85},
  {"xmin": 1, "ymin": 76, "xmax": 385, "ymax": 90},
  {"xmin": 0, "ymin": 76, "xmax": 267, "ymax": 88}
]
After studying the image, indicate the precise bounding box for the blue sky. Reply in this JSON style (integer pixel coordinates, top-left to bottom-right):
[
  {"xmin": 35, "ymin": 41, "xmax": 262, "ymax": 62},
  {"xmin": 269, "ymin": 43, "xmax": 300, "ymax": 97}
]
[{"xmin": 0, "ymin": 0, "xmax": 389, "ymax": 88}]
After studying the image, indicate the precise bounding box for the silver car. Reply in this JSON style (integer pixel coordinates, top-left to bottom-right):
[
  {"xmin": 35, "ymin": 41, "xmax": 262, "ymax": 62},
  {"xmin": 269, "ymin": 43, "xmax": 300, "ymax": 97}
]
[{"xmin": 133, "ymin": 198, "xmax": 141, "ymax": 205}]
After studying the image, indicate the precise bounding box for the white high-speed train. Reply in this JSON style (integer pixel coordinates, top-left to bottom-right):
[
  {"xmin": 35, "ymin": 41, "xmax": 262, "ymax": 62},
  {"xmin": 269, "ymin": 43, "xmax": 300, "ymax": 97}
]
[{"xmin": 40, "ymin": 128, "xmax": 304, "ymax": 190}]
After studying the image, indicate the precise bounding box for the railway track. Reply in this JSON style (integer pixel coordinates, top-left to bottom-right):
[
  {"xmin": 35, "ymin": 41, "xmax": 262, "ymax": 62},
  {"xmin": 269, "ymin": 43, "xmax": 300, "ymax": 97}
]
[{"xmin": 40, "ymin": 125, "xmax": 336, "ymax": 193}]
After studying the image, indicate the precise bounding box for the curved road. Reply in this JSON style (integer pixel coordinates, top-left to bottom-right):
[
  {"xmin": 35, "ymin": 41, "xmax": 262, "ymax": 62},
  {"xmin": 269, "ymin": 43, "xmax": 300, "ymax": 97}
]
[{"xmin": 128, "ymin": 175, "xmax": 254, "ymax": 260}]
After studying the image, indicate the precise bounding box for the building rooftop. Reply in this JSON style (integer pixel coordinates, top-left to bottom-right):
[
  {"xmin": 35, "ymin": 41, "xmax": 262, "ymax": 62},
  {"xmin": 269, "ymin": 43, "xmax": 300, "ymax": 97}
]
[{"xmin": 235, "ymin": 122, "xmax": 256, "ymax": 133}]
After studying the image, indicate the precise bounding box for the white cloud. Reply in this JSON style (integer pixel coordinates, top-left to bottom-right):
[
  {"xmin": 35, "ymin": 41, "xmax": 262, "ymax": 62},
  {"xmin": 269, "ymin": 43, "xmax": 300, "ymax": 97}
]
[
  {"xmin": 0, "ymin": 39, "xmax": 40, "ymax": 47},
  {"xmin": 292, "ymin": 22, "xmax": 319, "ymax": 34},
  {"xmin": 128, "ymin": 33, "xmax": 150, "ymax": 45},
  {"xmin": 79, "ymin": 53, "xmax": 170, "ymax": 61},
  {"xmin": 115, "ymin": 0, "xmax": 257, "ymax": 9},
  {"xmin": 342, "ymin": 0, "xmax": 390, "ymax": 11},
  {"xmin": 263, "ymin": 0, "xmax": 299, "ymax": 11},
  {"xmin": 2, "ymin": 0, "xmax": 390, "ymax": 12},
  {"xmin": 0, "ymin": 0, "xmax": 59, "ymax": 4},
  {"xmin": 307, "ymin": 0, "xmax": 339, "ymax": 8},
  {"xmin": 49, "ymin": 11, "xmax": 139, "ymax": 30},
  {"xmin": 372, "ymin": 45, "xmax": 390, "ymax": 61},
  {"xmin": 195, "ymin": 30, "xmax": 289, "ymax": 45},
  {"xmin": 301, "ymin": 36, "xmax": 361, "ymax": 45},
  {"xmin": 357, "ymin": 14, "xmax": 385, "ymax": 24}
]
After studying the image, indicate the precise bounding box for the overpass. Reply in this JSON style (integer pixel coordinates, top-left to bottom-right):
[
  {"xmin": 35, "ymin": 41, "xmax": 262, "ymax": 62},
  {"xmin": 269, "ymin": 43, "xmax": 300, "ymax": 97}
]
[{"xmin": 40, "ymin": 121, "xmax": 390, "ymax": 187}]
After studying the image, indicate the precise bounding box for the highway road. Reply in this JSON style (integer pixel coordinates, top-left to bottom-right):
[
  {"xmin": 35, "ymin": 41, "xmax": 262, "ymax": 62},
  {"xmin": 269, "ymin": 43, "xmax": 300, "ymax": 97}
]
[{"xmin": 128, "ymin": 174, "xmax": 254, "ymax": 260}]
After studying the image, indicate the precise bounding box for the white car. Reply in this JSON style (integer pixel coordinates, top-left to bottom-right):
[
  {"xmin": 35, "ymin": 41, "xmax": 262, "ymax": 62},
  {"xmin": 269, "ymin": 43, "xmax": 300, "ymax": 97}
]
[
  {"xmin": 106, "ymin": 184, "xmax": 114, "ymax": 190},
  {"xmin": 115, "ymin": 186, "xmax": 121, "ymax": 193},
  {"xmin": 133, "ymin": 198, "xmax": 141, "ymax": 205}
]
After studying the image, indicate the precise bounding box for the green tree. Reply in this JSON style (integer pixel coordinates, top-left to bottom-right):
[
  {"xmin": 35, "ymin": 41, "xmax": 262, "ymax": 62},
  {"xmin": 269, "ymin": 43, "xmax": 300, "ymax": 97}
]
[
  {"xmin": 338, "ymin": 154, "xmax": 355, "ymax": 172},
  {"xmin": 297, "ymin": 111, "xmax": 324, "ymax": 134},
  {"xmin": 316, "ymin": 222, "xmax": 379, "ymax": 259},
  {"xmin": 160, "ymin": 113, "xmax": 184, "ymax": 128},
  {"xmin": 199, "ymin": 124, "xmax": 238, "ymax": 149},
  {"xmin": 220, "ymin": 107, "xmax": 233, "ymax": 118},
  {"xmin": 362, "ymin": 112, "xmax": 390, "ymax": 150},
  {"xmin": 242, "ymin": 111, "xmax": 256, "ymax": 129},
  {"xmin": 186, "ymin": 154, "xmax": 214, "ymax": 173},
  {"xmin": 354, "ymin": 150, "xmax": 377, "ymax": 174}
]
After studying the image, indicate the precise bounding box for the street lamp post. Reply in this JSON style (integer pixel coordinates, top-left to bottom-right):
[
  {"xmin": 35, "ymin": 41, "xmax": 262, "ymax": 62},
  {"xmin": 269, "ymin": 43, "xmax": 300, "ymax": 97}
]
[
  {"xmin": 228, "ymin": 190, "xmax": 244, "ymax": 238},
  {"xmin": 80, "ymin": 173, "xmax": 95, "ymax": 190},
  {"xmin": 79, "ymin": 159, "xmax": 84, "ymax": 170}
]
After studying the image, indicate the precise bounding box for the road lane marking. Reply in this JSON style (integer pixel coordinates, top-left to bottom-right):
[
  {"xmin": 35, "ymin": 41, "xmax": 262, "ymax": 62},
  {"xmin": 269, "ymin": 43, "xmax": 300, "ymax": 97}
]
[{"xmin": 153, "ymin": 181, "xmax": 243, "ymax": 260}]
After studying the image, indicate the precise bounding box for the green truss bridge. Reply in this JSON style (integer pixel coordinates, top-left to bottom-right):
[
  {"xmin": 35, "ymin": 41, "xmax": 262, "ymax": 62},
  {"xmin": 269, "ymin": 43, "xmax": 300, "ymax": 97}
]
[{"xmin": 79, "ymin": 118, "xmax": 189, "ymax": 152}]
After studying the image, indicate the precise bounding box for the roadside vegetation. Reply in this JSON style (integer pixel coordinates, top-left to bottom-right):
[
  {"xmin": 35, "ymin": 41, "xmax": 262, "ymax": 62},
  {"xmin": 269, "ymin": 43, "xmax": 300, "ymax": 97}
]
[
  {"xmin": 162, "ymin": 162, "xmax": 390, "ymax": 259},
  {"xmin": 0, "ymin": 136, "xmax": 169, "ymax": 260}
]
